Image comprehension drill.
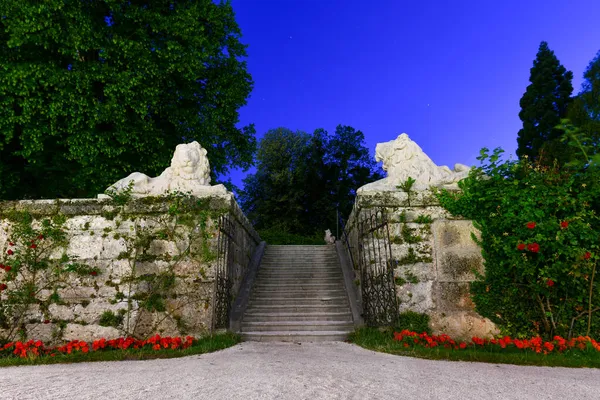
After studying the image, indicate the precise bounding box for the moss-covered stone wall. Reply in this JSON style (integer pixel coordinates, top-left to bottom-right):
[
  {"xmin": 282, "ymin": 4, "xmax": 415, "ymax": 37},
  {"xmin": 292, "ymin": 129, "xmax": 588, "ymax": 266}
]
[
  {"xmin": 347, "ymin": 189, "xmax": 498, "ymax": 339},
  {"xmin": 0, "ymin": 193, "xmax": 259, "ymax": 344}
]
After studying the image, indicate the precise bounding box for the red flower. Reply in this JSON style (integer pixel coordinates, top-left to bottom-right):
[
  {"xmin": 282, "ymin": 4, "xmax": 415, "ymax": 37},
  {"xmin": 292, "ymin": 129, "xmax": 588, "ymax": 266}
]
[
  {"xmin": 8, "ymin": 242, "xmax": 14, "ymax": 246},
  {"xmin": 0, "ymin": 284, "xmax": 7, "ymax": 291},
  {"xmin": 90, "ymin": 271, "xmax": 98, "ymax": 276},
  {"xmin": 44, "ymin": 320, "xmax": 50, "ymax": 324},
  {"xmin": 459, "ymin": 342, "xmax": 467, "ymax": 349},
  {"xmin": 37, "ymin": 235, "xmax": 44, "ymax": 240},
  {"xmin": 527, "ymin": 243, "xmax": 540, "ymax": 253},
  {"xmin": 30, "ymin": 244, "xmax": 37, "ymax": 249},
  {"xmin": 546, "ymin": 279, "xmax": 555, "ymax": 287},
  {"xmin": 560, "ymin": 221, "xmax": 569, "ymax": 229},
  {"xmin": 526, "ymin": 222, "xmax": 536, "ymax": 229},
  {"xmin": 7, "ymin": 249, "xmax": 13, "ymax": 255},
  {"xmin": 517, "ymin": 243, "xmax": 526, "ymax": 251},
  {"xmin": 4, "ymin": 266, "xmax": 11, "ymax": 272},
  {"xmin": 584, "ymin": 252, "xmax": 592, "ymax": 260}
]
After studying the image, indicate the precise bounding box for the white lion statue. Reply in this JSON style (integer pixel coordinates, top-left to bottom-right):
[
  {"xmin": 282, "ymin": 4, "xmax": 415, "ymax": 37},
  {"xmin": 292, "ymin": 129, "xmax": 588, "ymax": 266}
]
[
  {"xmin": 359, "ymin": 133, "xmax": 471, "ymax": 192},
  {"xmin": 324, "ymin": 229, "xmax": 336, "ymax": 244},
  {"xmin": 98, "ymin": 141, "xmax": 227, "ymax": 198}
]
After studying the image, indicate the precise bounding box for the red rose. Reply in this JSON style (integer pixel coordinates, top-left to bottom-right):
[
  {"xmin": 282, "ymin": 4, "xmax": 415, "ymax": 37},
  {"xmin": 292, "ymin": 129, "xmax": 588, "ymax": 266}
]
[
  {"xmin": 526, "ymin": 222, "xmax": 536, "ymax": 229},
  {"xmin": 44, "ymin": 320, "xmax": 50, "ymax": 324},
  {"xmin": 90, "ymin": 271, "xmax": 98, "ymax": 276},
  {"xmin": 517, "ymin": 243, "xmax": 526, "ymax": 251},
  {"xmin": 29, "ymin": 244, "xmax": 37, "ymax": 249},
  {"xmin": 37, "ymin": 235, "xmax": 44, "ymax": 240},
  {"xmin": 0, "ymin": 284, "xmax": 7, "ymax": 291},
  {"xmin": 7, "ymin": 249, "xmax": 13, "ymax": 255},
  {"xmin": 4, "ymin": 266, "xmax": 11, "ymax": 272},
  {"xmin": 8, "ymin": 242, "xmax": 14, "ymax": 246},
  {"xmin": 547, "ymin": 279, "xmax": 555, "ymax": 287},
  {"xmin": 560, "ymin": 221, "xmax": 568, "ymax": 229},
  {"xmin": 527, "ymin": 243, "xmax": 540, "ymax": 253},
  {"xmin": 584, "ymin": 252, "xmax": 592, "ymax": 260}
]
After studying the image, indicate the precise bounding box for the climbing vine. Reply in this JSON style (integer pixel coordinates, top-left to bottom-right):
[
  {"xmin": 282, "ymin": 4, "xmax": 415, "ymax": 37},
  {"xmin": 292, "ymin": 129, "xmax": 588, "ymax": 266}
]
[{"xmin": 0, "ymin": 190, "xmax": 231, "ymax": 344}]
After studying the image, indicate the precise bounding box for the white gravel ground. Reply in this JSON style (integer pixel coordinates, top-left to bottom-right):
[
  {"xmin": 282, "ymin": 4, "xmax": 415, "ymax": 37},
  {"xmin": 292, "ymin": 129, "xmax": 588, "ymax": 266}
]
[{"xmin": 1, "ymin": 341, "xmax": 599, "ymax": 400}]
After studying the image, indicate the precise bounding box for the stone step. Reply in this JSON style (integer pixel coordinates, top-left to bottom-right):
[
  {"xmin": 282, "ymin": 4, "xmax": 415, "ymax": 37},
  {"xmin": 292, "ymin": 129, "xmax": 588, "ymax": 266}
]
[
  {"xmin": 249, "ymin": 297, "xmax": 348, "ymax": 306},
  {"xmin": 256, "ymin": 275, "xmax": 343, "ymax": 281},
  {"xmin": 246, "ymin": 304, "xmax": 349, "ymax": 313},
  {"xmin": 241, "ymin": 320, "xmax": 354, "ymax": 332},
  {"xmin": 255, "ymin": 276, "xmax": 343, "ymax": 284},
  {"xmin": 258, "ymin": 266, "xmax": 341, "ymax": 274},
  {"xmin": 251, "ymin": 291, "xmax": 347, "ymax": 299},
  {"xmin": 242, "ymin": 311, "xmax": 352, "ymax": 322},
  {"xmin": 241, "ymin": 331, "xmax": 350, "ymax": 342},
  {"xmin": 254, "ymin": 282, "xmax": 342, "ymax": 289}
]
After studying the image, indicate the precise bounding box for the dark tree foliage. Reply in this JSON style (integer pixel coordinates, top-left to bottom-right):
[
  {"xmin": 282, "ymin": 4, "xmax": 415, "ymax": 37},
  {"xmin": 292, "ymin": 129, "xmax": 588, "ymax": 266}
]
[
  {"xmin": 240, "ymin": 125, "xmax": 382, "ymax": 237},
  {"xmin": 566, "ymin": 50, "xmax": 600, "ymax": 158},
  {"xmin": 516, "ymin": 41, "xmax": 573, "ymax": 165},
  {"xmin": 0, "ymin": 0, "xmax": 255, "ymax": 199}
]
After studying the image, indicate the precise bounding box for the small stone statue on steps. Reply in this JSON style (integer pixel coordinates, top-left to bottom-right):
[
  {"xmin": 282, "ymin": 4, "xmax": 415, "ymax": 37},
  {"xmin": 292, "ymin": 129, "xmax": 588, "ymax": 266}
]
[{"xmin": 324, "ymin": 229, "xmax": 336, "ymax": 244}]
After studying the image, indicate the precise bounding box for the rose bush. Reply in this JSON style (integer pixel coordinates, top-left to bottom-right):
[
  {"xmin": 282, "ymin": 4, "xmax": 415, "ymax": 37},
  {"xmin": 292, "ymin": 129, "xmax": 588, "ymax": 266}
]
[{"xmin": 436, "ymin": 148, "xmax": 600, "ymax": 339}]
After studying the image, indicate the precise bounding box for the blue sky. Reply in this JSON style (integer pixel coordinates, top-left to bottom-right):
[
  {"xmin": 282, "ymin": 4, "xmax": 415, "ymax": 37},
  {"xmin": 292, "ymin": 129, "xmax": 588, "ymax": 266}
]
[{"xmin": 226, "ymin": 0, "xmax": 600, "ymax": 187}]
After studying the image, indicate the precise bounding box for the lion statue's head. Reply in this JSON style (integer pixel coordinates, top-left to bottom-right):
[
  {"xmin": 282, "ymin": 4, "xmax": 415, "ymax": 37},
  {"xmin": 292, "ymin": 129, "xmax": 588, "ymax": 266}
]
[{"xmin": 169, "ymin": 141, "xmax": 211, "ymax": 185}]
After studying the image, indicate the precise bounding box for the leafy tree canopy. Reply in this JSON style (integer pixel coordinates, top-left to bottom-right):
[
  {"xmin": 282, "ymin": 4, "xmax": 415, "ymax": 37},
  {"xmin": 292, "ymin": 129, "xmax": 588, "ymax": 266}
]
[
  {"xmin": 516, "ymin": 41, "xmax": 573, "ymax": 165},
  {"xmin": 240, "ymin": 125, "xmax": 383, "ymax": 239},
  {"xmin": 0, "ymin": 0, "xmax": 255, "ymax": 199},
  {"xmin": 559, "ymin": 49, "xmax": 600, "ymax": 166}
]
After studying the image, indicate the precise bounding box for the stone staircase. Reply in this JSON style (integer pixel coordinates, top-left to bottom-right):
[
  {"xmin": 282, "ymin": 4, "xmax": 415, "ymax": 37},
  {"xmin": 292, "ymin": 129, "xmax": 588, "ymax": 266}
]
[{"xmin": 241, "ymin": 245, "xmax": 354, "ymax": 342}]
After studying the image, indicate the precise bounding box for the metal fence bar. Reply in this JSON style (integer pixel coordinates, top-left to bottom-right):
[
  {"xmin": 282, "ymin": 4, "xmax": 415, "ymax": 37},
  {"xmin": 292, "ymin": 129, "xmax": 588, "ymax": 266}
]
[{"xmin": 343, "ymin": 207, "xmax": 398, "ymax": 326}]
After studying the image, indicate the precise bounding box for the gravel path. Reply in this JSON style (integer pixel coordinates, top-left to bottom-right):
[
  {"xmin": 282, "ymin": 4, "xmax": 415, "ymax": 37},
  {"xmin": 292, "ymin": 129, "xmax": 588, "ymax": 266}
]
[{"xmin": 1, "ymin": 341, "xmax": 599, "ymax": 400}]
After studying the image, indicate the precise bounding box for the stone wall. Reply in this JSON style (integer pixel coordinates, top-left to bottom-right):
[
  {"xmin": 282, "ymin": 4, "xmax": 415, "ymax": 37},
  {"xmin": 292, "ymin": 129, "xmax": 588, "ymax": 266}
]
[
  {"xmin": 0, "ymin": 193, "xmax": 259, "ymax": 344},
  {"xmin": 345, "ymin": 189, "xmax": 498, "ymax": 339}
]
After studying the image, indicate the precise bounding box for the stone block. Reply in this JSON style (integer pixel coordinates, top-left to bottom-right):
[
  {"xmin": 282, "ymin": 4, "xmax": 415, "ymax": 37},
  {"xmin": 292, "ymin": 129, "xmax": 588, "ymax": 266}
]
[
  {"xmin": 63, "ymin": 323, "xmax": 121, "ymax": 342},
  {"xmin": 66, "ymin": 234, "xmax": 106, "ymax": 259},
  {"xmin": 434, "ymin": 282, "xmax": 475, "ymax": 311},
  {"xmin": 433, "ymin": 220, "xmax": 481, "ymax": 249},
  {"xmin": 25, "ymin": 323, "xmax": 56, "ymax": 343},
  {"xmin": 397, "ymin": 281, "xmax": 434, "ymax": 313},
  {"xmin": 429, "ymin": 311, "xmax": 498, "ymax": 340},
  {"xmin": 49, "ymin": 304, "xmax": 76, "ymax": 321},
  {"xmin": 394, "ymin": 262, "xmax": 435, "ymax": 283},
  {"xmin": 437, "ymin": 250, "xmax": 483, "ymax": 282}
]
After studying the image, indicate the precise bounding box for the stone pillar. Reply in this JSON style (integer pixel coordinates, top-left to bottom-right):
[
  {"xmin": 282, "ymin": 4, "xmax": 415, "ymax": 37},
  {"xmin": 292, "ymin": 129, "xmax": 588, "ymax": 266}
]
[{"xmin": 349, "ymin": 189, "xmax": 498, "ymax": 339}]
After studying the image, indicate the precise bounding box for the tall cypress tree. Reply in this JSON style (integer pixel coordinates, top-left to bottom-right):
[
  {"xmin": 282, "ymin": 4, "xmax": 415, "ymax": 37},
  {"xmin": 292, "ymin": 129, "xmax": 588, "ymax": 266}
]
[{"xmin": 517, "ymin": 42, "xmax": 574, "ymax": 164}]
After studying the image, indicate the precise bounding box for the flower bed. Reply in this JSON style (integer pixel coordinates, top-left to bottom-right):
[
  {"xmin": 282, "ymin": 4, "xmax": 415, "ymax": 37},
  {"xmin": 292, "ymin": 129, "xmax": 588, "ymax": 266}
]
[
  {"xmin": 1, "ymin": 335, "xmax": 195, "ymax": 359},
  {"xmin": 393, "ymin": 330, "xmax": 600, "ymax": 355}
]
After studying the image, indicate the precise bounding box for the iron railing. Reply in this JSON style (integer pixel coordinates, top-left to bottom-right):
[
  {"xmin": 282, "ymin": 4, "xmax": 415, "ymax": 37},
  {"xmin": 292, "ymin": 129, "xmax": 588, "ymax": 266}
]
[
  {"xmin": 213, "ymin": 214, "xmax": 235, "ymax": 330},
  {"xmin": 341, "ymin": 207, "xmax": 399, "ymax": 326}
]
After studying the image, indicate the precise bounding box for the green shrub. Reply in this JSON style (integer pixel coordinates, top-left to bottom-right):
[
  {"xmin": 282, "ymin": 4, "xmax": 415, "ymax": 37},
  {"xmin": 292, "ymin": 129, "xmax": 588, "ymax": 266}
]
[
  {"xmin": 98, "ymin": 310, "xmax": 124, "ymax": 328},
  {"xmin": 436, "ymin": 148, "xmax": 600, "ymax": 339},
  {"xmin": 395, "ymin": 311, "xmax": 431, "ymax": 334}
]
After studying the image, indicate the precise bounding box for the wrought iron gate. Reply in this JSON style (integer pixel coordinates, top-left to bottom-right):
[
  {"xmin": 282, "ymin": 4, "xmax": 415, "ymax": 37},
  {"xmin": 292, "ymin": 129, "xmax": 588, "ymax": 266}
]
[
  {"xmin": 213, "ymin": 214, "xmax": 235, "ymax": 329},
  {"xmin": 355, "ymin": 208, "xmax": 399, "ymax": 326}
]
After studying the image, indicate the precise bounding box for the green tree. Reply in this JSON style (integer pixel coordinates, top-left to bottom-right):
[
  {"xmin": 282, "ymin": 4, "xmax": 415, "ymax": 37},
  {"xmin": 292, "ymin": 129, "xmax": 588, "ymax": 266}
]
[
  {"xmin": 240, "ymin": 125, "xmax": 382, "ymax": 241},
  {"xmin": 561, "ymin": 50, "xmax": 600, "ymax": 165},
  {"xmin": 240, "ymin": 128, "xmax": 310, "ymax": 233},
  {"xmin": 0, "ymin": 0, "xmax": 255, "ymax": 200},
  {"xmin": 516, "ymin": 41, "xmax": 573, "ymax": 165}
]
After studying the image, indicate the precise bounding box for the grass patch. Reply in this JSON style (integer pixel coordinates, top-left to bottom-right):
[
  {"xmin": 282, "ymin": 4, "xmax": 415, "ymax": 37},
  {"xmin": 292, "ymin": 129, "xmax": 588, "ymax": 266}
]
[
  {"xmin": 348, "ymin": 327, "xmax": 600, "ymax": 368},
  {"xmin": 0, "ymin": 332, "xmax": 240, "ymax": 368}
]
